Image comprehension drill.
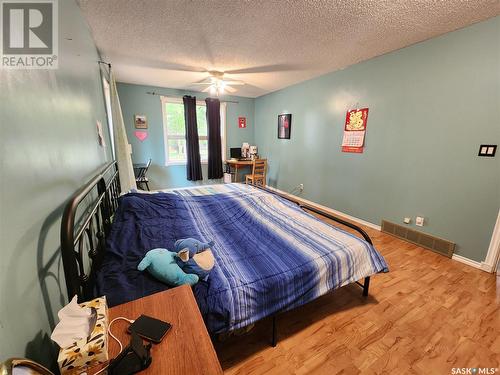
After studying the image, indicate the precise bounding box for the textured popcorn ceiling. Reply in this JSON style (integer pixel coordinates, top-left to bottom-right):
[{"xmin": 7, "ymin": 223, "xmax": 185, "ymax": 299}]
[{"xmin": 77, "ymin": 0, "xmax": 499, "ymax": 98}]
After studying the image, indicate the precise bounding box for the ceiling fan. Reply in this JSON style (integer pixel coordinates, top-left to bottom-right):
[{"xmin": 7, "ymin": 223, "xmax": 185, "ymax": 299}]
[
  {"xmin": 144, "ymin": 63, "xmax": 302, "ymax": 95},
  {"xmin": 191, "ymin": 71, "xmax": 245, "ymax": 96}
]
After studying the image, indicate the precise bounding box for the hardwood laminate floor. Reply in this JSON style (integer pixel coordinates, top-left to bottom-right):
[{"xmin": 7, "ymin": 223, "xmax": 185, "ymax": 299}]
[{"xmin": 215, "ymin": 216, "xmax": 499, "ymax": 375}]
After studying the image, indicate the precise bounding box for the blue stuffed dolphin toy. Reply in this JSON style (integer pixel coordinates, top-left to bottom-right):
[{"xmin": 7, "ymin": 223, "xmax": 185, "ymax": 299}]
[
  {"xmin": 174, "ymin": 238, "xmax": 215, "ymax": 280},
  {"xmin": 137, "ymin": 248, "xmax": 199, "ymax": 286}
]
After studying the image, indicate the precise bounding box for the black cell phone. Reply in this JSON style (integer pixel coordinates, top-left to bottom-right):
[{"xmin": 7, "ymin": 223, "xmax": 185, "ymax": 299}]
[{"xmin": 127, "ymin": 314, "xmax": 172, "ymax": 343}]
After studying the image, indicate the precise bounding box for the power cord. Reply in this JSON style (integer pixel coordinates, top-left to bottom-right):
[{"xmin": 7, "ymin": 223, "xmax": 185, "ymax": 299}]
[
  {"xmin": 72, "ymin": 316, "xmax": 136, "ymax": 375},
  {"xmin": 91, "ymin": 316, "xmax": 135, "ymax": 375},
  {"xmin": 92, "ymin": 363, "xmax": 109, "ymax": 375},
  {"xmin": 108, "ymin": 316, "xmax": 135, "ymax": 353},
  {"xmin": 288, "ymin": 184, "xmax": 304, "ymax": 195}
]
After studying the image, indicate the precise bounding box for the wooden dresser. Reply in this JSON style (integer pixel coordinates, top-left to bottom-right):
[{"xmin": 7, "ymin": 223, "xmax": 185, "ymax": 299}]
[{"xmin": 107, "ymin": 286, "xmax": 222, "ymax": 375}]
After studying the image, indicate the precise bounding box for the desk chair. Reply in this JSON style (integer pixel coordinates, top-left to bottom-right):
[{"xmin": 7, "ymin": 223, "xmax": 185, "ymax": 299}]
[
  {"xmin": 136, "ymin": 158, "xmax": 151, "ymax": 191},
  {"xmin": 245, "ymin": 159, "xmax": 267, "ymax": 186}
]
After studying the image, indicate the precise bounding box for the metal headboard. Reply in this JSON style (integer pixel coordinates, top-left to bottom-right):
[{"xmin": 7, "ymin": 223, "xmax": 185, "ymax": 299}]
[{"xmin": 60, "ymin": 161, "xmax": 120, "ymax": 302}]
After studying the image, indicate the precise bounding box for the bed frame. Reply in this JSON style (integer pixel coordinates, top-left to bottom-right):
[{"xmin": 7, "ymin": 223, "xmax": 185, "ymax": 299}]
[
  {"xmin": 60, "ymin": 161, "xmax": 372, "ymax": 347},
  {"xmin": 60, "ymin": 161, "xmax": 120, "ymax": 301},
  {"xmin": 254, "ymin": 185, "xmax": 372, "ymax": 346}
]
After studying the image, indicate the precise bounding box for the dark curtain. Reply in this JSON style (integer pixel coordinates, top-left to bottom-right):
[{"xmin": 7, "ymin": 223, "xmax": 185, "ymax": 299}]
[
  {"xmin": 183, "ymin": 95, "xmax": 203, "ymax": 181},
  {"xmin": 205, "ymin": 98, "xmax": 223, "ymax": 179}
]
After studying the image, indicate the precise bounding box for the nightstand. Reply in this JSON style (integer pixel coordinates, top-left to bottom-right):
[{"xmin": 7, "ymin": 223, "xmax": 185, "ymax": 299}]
[{"xmin": 107, "ymin": 285, "xmax": 222, "ymax": 375}]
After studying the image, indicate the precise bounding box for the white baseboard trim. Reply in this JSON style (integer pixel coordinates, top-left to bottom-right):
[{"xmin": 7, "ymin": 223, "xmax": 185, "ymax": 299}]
[
  {"xmin": 268, "ymin": 186, "xmax": 495, "ymax": 273},
  {"xmin": 266, "ymin": 186, "xmax": 381, "ymax": 231},
  {"xmin": 451, "ymin": 254, "xmax": 483, "ymax": 270},
  {"xmin": 480, "ymin": 261, "xmax": 495, "ymax": 273}
]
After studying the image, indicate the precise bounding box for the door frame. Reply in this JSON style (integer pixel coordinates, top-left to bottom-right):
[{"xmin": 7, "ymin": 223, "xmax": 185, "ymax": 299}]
[{"xmin": 482, "ymin": 209, "xmax": 500, "ymax": 273}]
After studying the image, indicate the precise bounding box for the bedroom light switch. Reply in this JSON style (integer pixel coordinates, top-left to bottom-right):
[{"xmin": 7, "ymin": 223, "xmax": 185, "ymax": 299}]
[{"xmin": 416, "ymin": 216, "xmax": 424, "ymax": 227}]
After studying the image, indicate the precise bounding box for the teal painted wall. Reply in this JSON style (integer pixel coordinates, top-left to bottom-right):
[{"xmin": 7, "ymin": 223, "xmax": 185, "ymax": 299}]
[
  {"xmin": 254, "ymin": 17, "xmax": 500, "ymax": 262},
  {"xmin": 117, "ymin": 83, "xmax": 255, "ymax": 188},
  {"xmin": 0, "ymin": 0, "xmax": 112, "ymax": 367}
]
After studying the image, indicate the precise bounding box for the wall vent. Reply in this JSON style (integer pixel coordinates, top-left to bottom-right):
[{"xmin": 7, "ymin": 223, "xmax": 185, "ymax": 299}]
[{"xmin": 381, "ymin": 220, "xmax": 455, "ymax": 258}]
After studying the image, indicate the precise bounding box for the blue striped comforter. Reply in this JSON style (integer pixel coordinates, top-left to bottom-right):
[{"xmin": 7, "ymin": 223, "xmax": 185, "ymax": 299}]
[{"xmin": 97, "ymin": 184, "xmax": 388, "ymax": 333}]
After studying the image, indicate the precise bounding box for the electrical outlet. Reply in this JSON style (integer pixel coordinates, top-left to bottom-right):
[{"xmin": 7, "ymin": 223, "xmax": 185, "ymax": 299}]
[
  {"xmin": 403, "ymin": 217, "xmax": 411, "ymax": 224},
  {"xmin": 298, "ymin": 183, "xmax": 304, "ymax": 192},
  {"xmin": 416, "ymin": 216, "xmax": 425, "ymax": 227}
]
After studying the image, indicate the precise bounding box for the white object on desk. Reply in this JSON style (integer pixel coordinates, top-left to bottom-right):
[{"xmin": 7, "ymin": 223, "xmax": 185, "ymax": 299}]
[{"xmin": 242, "ymin": 142, "xmax": 250, "ymax": 158}]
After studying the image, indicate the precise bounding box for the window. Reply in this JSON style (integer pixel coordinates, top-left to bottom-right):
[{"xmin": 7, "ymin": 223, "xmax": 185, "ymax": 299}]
[{"xmin": 161, "ymin": 97, "xmax": 226, "ymax": 165}]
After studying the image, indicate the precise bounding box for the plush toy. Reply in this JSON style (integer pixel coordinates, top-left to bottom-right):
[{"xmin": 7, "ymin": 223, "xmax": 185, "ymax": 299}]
[
  {"xmin": 174, "ymin": 238, "xmax": 215, "ymax": 280},
  {"xmin": 137, "ymin": 248, "xmax": 199, "ymax": 287}
]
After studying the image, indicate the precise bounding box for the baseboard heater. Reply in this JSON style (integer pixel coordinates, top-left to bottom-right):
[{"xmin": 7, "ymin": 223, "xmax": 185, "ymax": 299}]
[{"xmin": 381, "ymin": 220, "xmax": 455, "ymax": 258}]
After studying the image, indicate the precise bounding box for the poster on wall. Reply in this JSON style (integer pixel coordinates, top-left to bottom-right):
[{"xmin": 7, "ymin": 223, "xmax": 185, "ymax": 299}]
[
  {"xmin": 341, "ymin": 108, "xmax": 369, "ymax": 153},
  {"xmin": 134, "ymin": 114, "xmax": 148, "ymax": 129},
  {"xmin": 278, "ymin": 113, "xmax": 292, "ymax": 139},
  {"xmin": 96, "ymin": 120, "xmax": 105, "ymax": 147},
  {"xmin": 238, "ymin": 117, "xmax": 247, "ymax": 128}
]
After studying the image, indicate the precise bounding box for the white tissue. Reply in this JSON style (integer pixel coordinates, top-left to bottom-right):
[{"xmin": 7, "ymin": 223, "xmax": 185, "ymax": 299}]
[{"xmin": 50, "ymin": 295, "xmax": 92, "ymax": 348}]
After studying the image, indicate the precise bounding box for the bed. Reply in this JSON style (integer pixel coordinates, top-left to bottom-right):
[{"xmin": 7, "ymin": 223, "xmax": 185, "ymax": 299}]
[{"xmin": 60, "ymin": 162, "xmax": 388, "ymax": 346}]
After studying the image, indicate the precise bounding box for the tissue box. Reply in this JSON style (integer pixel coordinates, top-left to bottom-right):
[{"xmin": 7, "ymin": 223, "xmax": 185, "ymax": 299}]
[{"xmin": 58, "ymin": 296, "xmax": 109, "ymax": 374}]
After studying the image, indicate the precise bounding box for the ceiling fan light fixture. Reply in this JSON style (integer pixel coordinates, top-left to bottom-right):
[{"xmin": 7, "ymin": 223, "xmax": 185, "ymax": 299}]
[
  {"xmin": 218, "ymin": 80, "xmax": 226, "ymax": 95},
  {"xmin": 200, "ymin": 73, "xmax": 237, "ymax": 96}
]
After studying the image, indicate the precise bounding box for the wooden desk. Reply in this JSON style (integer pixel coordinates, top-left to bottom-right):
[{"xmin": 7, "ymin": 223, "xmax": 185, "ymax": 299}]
[
  {"xmin": 108, "ymin": 286, "xmax": 222, "ymax": 375},
  {"xmin": 225, "ymin": 159, "xmax": 254, "ymax": 182}
]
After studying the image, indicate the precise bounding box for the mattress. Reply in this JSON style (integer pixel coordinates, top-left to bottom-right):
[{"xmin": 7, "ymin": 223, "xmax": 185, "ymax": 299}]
[{"xmin": 97, "ymin": 183, "xmax": 388, "ymax": 333}]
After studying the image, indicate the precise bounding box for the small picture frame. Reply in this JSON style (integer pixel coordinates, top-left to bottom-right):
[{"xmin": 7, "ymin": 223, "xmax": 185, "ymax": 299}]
[
  {"xmin": 278, "ymin": 114, "xmax": 291, "ymax": 139},
  {"xmin": 134, "ymin": 114, "xmax": 148, "ymax": 129}
]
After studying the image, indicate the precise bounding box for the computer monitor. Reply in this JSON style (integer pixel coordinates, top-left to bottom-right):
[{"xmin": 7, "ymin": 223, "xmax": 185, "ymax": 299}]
[{"xmin": 230, "ymin": 147, "xmax": 242, "ymax": 159}]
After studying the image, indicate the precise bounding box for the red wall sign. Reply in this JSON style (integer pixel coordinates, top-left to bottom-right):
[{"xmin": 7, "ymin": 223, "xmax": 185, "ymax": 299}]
[{"xmin": 238, "ymin": 117, "xmax": 246, "ymax": 128}]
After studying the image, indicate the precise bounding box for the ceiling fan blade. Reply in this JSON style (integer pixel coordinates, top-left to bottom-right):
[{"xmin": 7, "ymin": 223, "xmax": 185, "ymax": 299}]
[
  {"xmin": 225, "ymin": 64, "xmax": 304, "ymax": 74},
  {"xmin": 224, "ymin": 81, "xmax": 245, "ymax": 85},
  {"xmin": 224, "ymin": 86, "xmax": 237, "ymax": 93},
  {"xmin": 201, "ymin": 86, "xmax": 212, "ymax": 93},
  {"xmin": 166, "ymin": 66, "xmax": 208, "ymax": 73},
  {"xmin": 192, "ymin": 82, "xmax": 213, "ymax": 85},
  {"xmin": 113, "ymin": 54, "xmax": 208, "ymax": 73}
]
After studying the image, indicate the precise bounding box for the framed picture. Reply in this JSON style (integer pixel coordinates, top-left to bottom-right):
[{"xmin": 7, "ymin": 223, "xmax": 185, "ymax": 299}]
[
  {"xmin": 134, "ymin": 114, "xmax": 148, "ymax": 129},
  {"xmin": 278, "ymin": 114, "xmax": 291, "ymax": 139}
]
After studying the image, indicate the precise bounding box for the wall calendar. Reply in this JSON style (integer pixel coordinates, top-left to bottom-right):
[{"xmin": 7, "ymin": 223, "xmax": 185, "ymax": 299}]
[{"xmin": 341, "ymin": 108, "xmax": 369, "ymax": 153}]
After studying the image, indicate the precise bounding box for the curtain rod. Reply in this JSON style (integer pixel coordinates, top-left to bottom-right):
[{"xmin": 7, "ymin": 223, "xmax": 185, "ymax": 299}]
[
  {"xmin": 98, "ymin": 60, "xmax": 111, "ymax": 68},
  {"xmin": 146, "ymin": 91, "xmax": 239, "ymax": 104}
]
